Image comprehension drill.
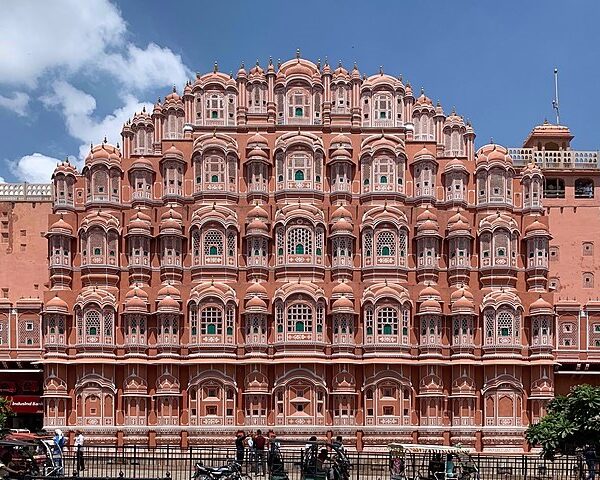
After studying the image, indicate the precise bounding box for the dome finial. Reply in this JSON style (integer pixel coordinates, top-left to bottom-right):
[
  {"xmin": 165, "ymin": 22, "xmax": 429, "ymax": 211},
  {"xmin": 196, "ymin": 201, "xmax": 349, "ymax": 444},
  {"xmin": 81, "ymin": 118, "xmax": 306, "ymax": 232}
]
[
  {"xmin": 268, "ymin": 56, "xmax": 273, "ymax": 66},
  {"xmin": 379, "ymin": 65, "xmax": 384, "ymax": 75},
  {"xmin": 490, "ymin": 137, "xmax": 494, "ymax": 144},
  {"xmin": 296, "ymin": 48, "xmax": 301, "ymax": 60},
  {"xmin": 103, "ymin": 136, "xmax": 107, "ymax": 144},
  {"xmin": 172, "ymin": 84, "xmax": 177, "ymax": 93},
  {"xmin": 317, "ymin": 58, "xmax": 321, "ymax": 70},
  {"xmin": 213, "ymin": 61, "xmax": 218, "ymax": 73},
  {"xmin": 420, "ymin": 86, "xmax": 425, "ymax": 95},
  {"xmin": 338, "ymin": 59, "xmax": 342, "ymax": 68},
  {"xmin": 277, "ymin": 58, "xmax": 281, "ymax": 69}
]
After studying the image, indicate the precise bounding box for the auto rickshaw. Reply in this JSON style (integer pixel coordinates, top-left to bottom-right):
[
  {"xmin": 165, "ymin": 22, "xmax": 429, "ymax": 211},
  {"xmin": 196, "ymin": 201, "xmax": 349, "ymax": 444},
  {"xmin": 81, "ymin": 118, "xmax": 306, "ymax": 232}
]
[
  {"xmin": 0, "ymin": 439, "xmax": 42, "ymax": 478},
  {"xmin": 301, "ymin": 440, "xmax": 350, "ymax": 480},
  {"xmin": 388, "ymin": 443, "xmax": 479, "ymax": 480},
  {"xmin": 3, "ymin": 432, "xmax": 63, "ymax": 476}
]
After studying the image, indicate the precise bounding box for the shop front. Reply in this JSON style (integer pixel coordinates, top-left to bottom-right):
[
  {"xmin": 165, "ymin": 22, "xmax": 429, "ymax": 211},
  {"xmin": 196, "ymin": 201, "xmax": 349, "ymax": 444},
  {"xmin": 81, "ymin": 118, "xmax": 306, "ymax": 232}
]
[{"xmin": 0, "ymin": 362, "xmax": 43, "ymax": 432}]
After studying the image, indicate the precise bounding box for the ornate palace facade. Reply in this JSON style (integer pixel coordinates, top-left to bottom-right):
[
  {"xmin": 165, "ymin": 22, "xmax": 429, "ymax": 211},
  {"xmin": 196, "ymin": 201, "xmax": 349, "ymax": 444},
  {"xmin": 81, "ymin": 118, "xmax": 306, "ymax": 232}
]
[{"xmin": 0, "ymin": 54, "xmax": 595, "ymax": 451}]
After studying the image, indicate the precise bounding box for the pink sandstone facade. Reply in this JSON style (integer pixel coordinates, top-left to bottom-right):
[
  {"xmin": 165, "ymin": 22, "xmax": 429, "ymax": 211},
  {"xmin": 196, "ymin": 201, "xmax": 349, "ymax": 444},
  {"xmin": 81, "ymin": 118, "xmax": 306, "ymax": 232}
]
[{"xmin": 1, "ymin": 54, "xmax": 600, "ymax": 452}]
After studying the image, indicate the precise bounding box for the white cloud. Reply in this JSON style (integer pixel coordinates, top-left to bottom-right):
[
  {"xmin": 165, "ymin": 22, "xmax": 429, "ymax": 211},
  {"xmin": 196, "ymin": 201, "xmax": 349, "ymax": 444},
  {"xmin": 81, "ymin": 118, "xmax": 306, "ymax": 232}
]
[
  {"xmin": 101, "ymin": 43, "xmax": 192, "ymax": 91},
  {"xmin": 0, "ymin": 176, "xmax": 5, "ymax": 183},
  {"xmin": 0, "ymin": 0, "xmax": 125, "ymax": 87},
  {"xmin": 0, "ymin": 0, "xmax": 191, "ymax": 91},
  {"xmin": 1, "ymin": 0, "xmax": 192, "ymax": 181},
  {"xmin": 42, "ymin": 80, "xmax": 152, "ymax": 159},
  {"xmin": 0, "ymin": 92, "xmax": 30, "ymax": 116},
  {"xmin": 9, "ymin": 153, "xmax": 63, "ymax": 183}
]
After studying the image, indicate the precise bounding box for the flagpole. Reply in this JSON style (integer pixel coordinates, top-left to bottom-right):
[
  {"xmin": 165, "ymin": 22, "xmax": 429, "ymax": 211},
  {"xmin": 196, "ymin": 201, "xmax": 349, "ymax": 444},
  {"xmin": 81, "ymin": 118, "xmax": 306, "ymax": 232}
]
[{"xmin": 552, "ymin": 68, "xmax": 560, "ymax": 125}]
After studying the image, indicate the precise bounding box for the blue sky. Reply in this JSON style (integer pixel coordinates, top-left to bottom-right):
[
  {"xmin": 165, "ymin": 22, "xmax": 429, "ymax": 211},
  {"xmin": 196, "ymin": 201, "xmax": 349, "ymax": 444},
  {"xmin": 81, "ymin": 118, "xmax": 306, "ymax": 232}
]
[{"xmin": 1, "ymin": 0, "xmax": 599, "ymax": 183}]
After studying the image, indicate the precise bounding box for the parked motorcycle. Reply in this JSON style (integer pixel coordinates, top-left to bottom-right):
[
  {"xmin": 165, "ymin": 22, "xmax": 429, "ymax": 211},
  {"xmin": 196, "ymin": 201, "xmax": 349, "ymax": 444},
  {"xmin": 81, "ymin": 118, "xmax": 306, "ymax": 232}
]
[{"xmin": 192, "ymin": 460, "xmax": 251, "ymax": 480}]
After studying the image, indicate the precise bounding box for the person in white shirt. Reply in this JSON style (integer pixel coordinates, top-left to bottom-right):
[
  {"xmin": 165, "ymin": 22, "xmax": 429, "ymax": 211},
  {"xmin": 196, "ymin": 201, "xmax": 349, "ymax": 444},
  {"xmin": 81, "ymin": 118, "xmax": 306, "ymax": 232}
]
[{"xmin": 74, "ymin": 430, "xmax": 85, "ymax": 472}]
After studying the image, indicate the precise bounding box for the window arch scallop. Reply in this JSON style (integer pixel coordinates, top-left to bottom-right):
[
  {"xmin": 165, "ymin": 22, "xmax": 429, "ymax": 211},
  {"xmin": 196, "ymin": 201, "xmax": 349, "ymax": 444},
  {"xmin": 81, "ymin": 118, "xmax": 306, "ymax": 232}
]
[
  {"xmin": 361, "ymin": 154, "xmax": 405, "ymax": 195},
  {"xmin": 76, "ymin": 306, "xmax": 115, "ymax": 346},
  {"xmin": 483, "ymin": 377, "xmax": 523, "ymax": 427},
  {"xmin": 364, "ymin": 378, "xmax": 412, "ymax": 427}
]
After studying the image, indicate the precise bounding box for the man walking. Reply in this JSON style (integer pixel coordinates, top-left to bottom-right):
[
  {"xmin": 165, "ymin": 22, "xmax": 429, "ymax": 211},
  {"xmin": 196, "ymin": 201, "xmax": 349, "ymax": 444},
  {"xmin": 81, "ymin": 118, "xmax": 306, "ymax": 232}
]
[{"xmin": 74, "ymin": 430, "xmax": 85, "ymax": 473}]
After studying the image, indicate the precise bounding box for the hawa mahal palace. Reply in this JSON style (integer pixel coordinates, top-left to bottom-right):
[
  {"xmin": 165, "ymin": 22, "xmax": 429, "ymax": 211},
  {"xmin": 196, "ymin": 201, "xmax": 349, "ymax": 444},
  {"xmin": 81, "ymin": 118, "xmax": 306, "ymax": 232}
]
[{"xmin": 1, "ymin": 53, "xmax": 599, "ymax": 452}]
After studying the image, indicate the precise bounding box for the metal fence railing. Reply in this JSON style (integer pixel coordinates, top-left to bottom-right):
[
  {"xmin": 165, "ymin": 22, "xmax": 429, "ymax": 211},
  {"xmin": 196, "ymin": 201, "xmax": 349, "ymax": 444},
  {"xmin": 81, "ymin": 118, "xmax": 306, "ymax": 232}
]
[{"xmin": 51, "ymin": 445, "xmax": 587, "ymax": 480}]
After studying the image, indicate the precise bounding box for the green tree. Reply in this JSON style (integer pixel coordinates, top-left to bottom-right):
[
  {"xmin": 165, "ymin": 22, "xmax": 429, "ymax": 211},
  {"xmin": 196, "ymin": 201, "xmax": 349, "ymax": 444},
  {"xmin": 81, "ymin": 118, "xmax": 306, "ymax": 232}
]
[
  {"xmin": 526, "ymin": 384, "xmax": 600, "ymax": 459},
  {"xmin": 0, "ymin": 396, "xmax": 12, "ymax": 431}
]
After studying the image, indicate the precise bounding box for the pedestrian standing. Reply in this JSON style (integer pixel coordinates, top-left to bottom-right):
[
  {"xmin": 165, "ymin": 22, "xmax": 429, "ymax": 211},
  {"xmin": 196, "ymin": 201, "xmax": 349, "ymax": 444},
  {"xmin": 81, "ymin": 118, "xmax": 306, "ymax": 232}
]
[
  {"xmin": 332, "ymin": 435, "xmax": 346, "ymax": 455},
  {"xmin": 75, "ymin": 430, "xmax": 85, "ymax": 472},
  {"xmin": 253, "ymin": 429, "xmax": 267, "ymax": 476},
  {"xmin": 267, "ymin": 430, "xmax": 281, "ymax": 474},
  {"xmin": 235, "ymin": 431, "xmax": 245, "ymax": 466},
  {"xmin": 53, "ymin": 429, "xmax": 65, "ymax": 475},
  {"xmin": 585, "ymin": 445, "xmax": 597, "ymax": 480},
  {"xmin": 246, "ymin": 431, "xmax": 255, "ymax": 473}
]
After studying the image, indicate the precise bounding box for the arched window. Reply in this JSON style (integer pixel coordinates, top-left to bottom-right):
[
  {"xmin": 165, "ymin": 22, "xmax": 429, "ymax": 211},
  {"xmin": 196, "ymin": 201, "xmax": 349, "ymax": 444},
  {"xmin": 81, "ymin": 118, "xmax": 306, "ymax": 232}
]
[
  {"xmin": 127, "ymin": 236, "xmax": 149, "ymax": 267},
  {"xmin": 377, "ymin": 307, "xmax": 398, "ymax": 335},
  {"xmin": 157, "ymin": 314, "xmax": 179, "ymax": 345},
  {"xmin": 161, "ymin": 236, "xmax": 181, "ymax": 267},
  {"xmin": 376, "ymin": 231, "xmax": 395, "ymax": 257},
  {"xmin": 80, "ymin": 308, "xmax": 114, "ymax": 345},
  {"xmin": 287, "ymin": 304, "xmax": 313, "ymax": 333},
  {"xmin": 575, "ymin": 178, "xmax": 594, "ymax": 198},
  {"xmin": 87, "ymin": 228, "xmax": 106, "ymax": 264},
  {"xmin": 124, "ymin": 314, "xmax": 147, "ymax": 346},
  {"xmin": 134, "ymin": 128, "xmax": 153, "ymax": 155},
  {"xmin": 415, "ymin": 164, "xmax": 435, "ymax": 197},
  {"xmin": 489, "ymin": 168, "xmax": 506, "ymax": 203},
  {"xmin": 164, "ymin": 113, "xmax": 183, "ymax": 139},
  {"xmin": 484, "ymin": 308, "xmax": 520, "ymax": 347},
  {"xmin": 528, "ymin": 238, "xmax": 548, "ymax": 268},
  {"xmin": 288, "ymin": 151, "xmax": 312, "ymax": 184},
  {"xmin": 332, "ymin": 84, "xmax": 350, "ymax": 113},
  {"xmin": 374, "ymin": 156, "xmax": 393, "ymax": 186},
  {"xmin": 204, "ymin": 230, "xmax": 224, "ymax": 257},
  {"xmin": 201, "ymin": 306, "xmax": 222, "ymax": 335},
  {"xmin": 287, "ymin": 89, "xmax": 310, "ymax": 123},
  {"xmin": 205, "ymin": 93, "xmax": 224, "ymax": 122},
  {"xmin": 484, "ymin": 383, "xmax": 523, "ymax": 427},
  {"xmin": 162, "ymin": 161, "xmax": 183, "ymax": 196},
  {"xmin": 248, "ymin": 83, "xmax": 267, "ymax": 114},
  {"xmin": 446, "ymin": 173, "xmax": 465, "ymax": 201},
  {"xmin": 449, "ymin": 237, "xmax": 470, "ymax": 268},
  {"xmin": 531, "ymin": 316, "xmax": 552, "ymax": 347},
  {"xmin": 287, "ymin": 227, "xmax": 313, "ymax": 256},
  {"xmin": 452, "ymin": 315, "xmax": 474, "ymax": 347},
  {"xmin": 373, "ymin": 93, "xmax": 392, "ymax": 124}
]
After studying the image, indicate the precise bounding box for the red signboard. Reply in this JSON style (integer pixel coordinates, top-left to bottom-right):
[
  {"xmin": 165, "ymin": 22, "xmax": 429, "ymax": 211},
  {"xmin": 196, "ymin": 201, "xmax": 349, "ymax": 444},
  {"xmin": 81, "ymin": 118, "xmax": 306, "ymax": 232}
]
[{"xmin": 7, "ymin": 395, "xmax": 43, "ymax": 414}]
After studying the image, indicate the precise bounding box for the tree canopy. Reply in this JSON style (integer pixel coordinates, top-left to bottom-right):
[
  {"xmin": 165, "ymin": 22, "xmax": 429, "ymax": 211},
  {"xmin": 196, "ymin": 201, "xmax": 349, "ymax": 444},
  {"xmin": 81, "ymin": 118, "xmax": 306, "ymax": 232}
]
[
  {"xmin": 0, "ymin": 396, "xmax": 12, "ymax": 431},
  {"xmin": 526, "ymin": 384, "xmax": 600, "ymax": 459}
]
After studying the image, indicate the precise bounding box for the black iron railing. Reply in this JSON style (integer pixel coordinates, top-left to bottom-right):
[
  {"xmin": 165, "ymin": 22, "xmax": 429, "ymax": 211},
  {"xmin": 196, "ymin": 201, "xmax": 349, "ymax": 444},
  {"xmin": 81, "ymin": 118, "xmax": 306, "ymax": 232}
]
[{"xmin": 52, "ymin": 445, "xmax": 585, "ymax": 480}]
